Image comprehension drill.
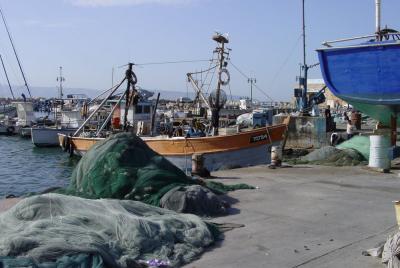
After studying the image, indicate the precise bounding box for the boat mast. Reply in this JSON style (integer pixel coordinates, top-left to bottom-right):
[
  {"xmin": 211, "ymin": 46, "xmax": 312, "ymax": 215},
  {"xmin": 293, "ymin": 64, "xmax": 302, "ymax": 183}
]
[
  {"xmin": 123, "ymin": 63, "xmax": 138, "ymax": 131},
  {"xmin": 211, "ymin": 33, "xmax": 229, "ymax": 136},
  {"xmin": 375, "ymin": 0, "xmax": 381, "ymax": 40},
  {"xmin": 0, "ymin": 54, "xmax": 15, "ymax": 99},
  {"xmin": 0, "ymin": 7, "xmax": 32, "ymax": 98},
  {"xmin": 57, "ymin": 66, "xmax": 65, "ymax": 99},
  {"xmin": 300, "ymin": 0, "xmax": 309, "ymax": 114}
]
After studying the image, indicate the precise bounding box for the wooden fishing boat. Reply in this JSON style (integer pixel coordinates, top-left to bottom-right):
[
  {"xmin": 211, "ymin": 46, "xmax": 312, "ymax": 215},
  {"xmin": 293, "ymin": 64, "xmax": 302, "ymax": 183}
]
[
  {"xmin": 59, "ymin": 33, "xmax": 288, "ymax": 171},
  {"xmin": 58, "ymin": 123, "xmax": 287, "ymax": 171}
]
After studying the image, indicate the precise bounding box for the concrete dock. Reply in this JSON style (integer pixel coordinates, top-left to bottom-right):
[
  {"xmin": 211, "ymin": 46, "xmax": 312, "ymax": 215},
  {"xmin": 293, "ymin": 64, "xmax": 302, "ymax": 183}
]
[
  {"xmin": 185, "ymin": 164, "xmax": 400, "ymax": 268},
  {"xmin": 1, "ymin": 164, "xmax": 399, "ymax": 267}
]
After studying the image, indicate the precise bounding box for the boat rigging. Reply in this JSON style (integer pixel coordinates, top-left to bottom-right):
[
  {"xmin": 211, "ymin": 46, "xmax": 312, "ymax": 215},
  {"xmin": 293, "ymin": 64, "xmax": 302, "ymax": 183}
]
[
  {"xmin": 0, "ymin": 54, "xmax": 14, "ymax": 99},
  {"xmin": 0, "ymin": 7, "xmax": 32, "ymax": 98}
]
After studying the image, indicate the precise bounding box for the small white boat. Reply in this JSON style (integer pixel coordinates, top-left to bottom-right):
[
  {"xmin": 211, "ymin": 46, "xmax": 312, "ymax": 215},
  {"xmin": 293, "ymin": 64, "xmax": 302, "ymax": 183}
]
[
  {"xmin": 31, "ymin": 127, "xmax": 76, "ymax": 147},
  {"xmin": 31, "ymin": 102, "xmax": 86, "ymax": 147},
  {"xmin": 0, "ymin": 124, "xmax": 18, "ymax": 135}
]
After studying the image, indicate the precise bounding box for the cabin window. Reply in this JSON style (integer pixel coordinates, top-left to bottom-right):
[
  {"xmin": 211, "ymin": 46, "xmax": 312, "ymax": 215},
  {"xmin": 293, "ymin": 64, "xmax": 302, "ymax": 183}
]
[
  {"xmin": 144, "ymin": 105, "xmax": 151, "ymax": 114},
  {"xmin": 135, "ymin": 105, "xmax": 143, "ymax": 114}
]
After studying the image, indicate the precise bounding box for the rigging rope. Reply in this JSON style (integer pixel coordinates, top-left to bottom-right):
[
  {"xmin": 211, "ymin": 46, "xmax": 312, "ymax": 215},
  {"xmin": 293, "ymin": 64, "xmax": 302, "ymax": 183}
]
[
  {"xmin": 188, "ymin": 64, "xmax": 218, "ymax": 76},
  {"xmin": 0, "ymin": 6, "xmax": 32, "ymax": 98},
  {"xmin": 135, "ymin": 59, "xmax": 212, "ymax": 66},
  {"xmin": 0, "ymin": 44, "xmax": 25, "ymax": 89},
  {"xmin": 200, "ymin": 56, "xmax": 215, "ymax": 88},
  {"xmin": 268, "ymin": 34, "xmax": 302, "ymax": 89},
  {"xmin": 228, "ymin": 60, "xmax": 274, "ymax": 102}
]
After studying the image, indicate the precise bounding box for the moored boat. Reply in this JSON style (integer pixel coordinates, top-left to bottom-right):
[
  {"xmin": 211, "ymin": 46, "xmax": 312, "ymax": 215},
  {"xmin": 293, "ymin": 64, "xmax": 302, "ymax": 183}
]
[
  {"xmin": 58, "ymin": 33, "xmax": 288, "ymax": 171},
  {"xmin": 0, "ymin": 123, "xmax": 18, "ymax": 135},
  {"xmin": 32, "ymin": 127, "xmax": 76, "ymax": 147},
  {"xmin": 58, "ymin": 124, "xmax": 287, "ymax": 171}
]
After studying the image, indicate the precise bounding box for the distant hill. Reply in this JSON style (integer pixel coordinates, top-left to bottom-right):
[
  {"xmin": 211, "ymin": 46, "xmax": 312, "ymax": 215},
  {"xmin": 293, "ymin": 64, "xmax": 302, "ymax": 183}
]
[
  {"xmin": 0, "ymin": 85, "xmax": 101, "ymax": 99},
  {"xmin": 0, "ymin": 85, "xmax": 243, "ymax": 101}
]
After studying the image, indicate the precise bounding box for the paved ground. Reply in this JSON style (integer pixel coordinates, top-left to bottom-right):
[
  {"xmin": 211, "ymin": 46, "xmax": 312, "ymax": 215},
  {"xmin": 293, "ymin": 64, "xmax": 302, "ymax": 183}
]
[
  {"xmin": 185, "ymin": 164, "xmax": 400, "ymax": 268},
  {"xmin": 1, "ymin": 164, "xmax": 399, "ymax": 267}
]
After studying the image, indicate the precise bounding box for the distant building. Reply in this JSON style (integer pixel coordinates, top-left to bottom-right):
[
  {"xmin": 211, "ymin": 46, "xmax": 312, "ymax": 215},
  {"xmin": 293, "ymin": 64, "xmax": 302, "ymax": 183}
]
[{"xmin": 295, "ymin": 79, "xmax": 348, "ymax": 109}]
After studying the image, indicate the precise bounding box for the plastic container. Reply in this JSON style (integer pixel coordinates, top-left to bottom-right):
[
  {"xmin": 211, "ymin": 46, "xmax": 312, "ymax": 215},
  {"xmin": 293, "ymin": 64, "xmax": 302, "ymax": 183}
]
[
  {"xmin": 394, "ymin": 201, "xmax": 400, "ymax": 228},
  {"xmin": 369, "ymin": 135, "xmax": 391, "ymax": 170}
]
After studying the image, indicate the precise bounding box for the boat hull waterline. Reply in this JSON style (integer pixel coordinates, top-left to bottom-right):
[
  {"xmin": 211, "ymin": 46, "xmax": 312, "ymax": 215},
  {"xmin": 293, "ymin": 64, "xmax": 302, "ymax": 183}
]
[
  {"xmin": 32, "ymin": 128, "xmax": 77, "ymax": 147},
  {"xmin": 58, "ymin": 124, "xmax": 287, "ymax": 171}
]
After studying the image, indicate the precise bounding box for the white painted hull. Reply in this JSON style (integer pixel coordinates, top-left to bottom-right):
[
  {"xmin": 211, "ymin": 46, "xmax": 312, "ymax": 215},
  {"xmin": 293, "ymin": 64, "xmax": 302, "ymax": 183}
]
[
  {"xmin": 31, "ymin": 128, "xmax": 77, "ymax": 147},
  {"xmin": 19, "ymin": 127, "xmax": 32, "ymax": 138},
  {"xmin": 166, "ymin": 143, "xmax": 277, "ymax": 172},
  {"xmin": 70, "ymin": 142, "xmax": 276, "ymax": 172}
]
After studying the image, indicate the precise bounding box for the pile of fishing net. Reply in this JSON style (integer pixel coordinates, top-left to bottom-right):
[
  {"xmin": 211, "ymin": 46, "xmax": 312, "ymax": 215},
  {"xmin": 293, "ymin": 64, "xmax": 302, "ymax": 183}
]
[
  {"xmin": 363, "ymin": 231, "xmax": 400, "ymax": 268},
  {"xmin": 62, "ymin": 132, "xmax": 253, "ymax": 216},
  {"xmin": 336, "ymin": 135, "xmax": 370, "ymax": 160},
  {"xmin": 0, "ymin": 194, "xmax": 215, "ymax": 268},
  {"xmin": 287, "ymin": 146, "xmax": 366, "ymax": 166}
]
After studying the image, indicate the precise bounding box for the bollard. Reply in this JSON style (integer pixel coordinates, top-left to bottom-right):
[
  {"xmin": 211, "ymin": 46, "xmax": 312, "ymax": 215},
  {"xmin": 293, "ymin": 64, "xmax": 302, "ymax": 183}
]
[
  {"xmin": 192, "ymin": 154, "xmax": 204, "ymax": 175},
  {"xmin": 191, "ymin": 154, "xmax": 210, "ymax": 177},
  {"xmin": 271, "ymin": 146, "xmax": 282, "ymax": 167}
]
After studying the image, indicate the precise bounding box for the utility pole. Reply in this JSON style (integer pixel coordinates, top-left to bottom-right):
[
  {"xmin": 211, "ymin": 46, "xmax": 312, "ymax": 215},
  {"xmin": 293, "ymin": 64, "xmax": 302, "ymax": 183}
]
[
  {"xmin": 301, "ymin": 0, "xmax": 309, "ymax": 115},
  {"xmin": 56, "ymin": 66, "xmax": 65, "ymax": 99},
  {"xmin": 248, "ymin": 78, "xmax": 256, "ymax": 105}
]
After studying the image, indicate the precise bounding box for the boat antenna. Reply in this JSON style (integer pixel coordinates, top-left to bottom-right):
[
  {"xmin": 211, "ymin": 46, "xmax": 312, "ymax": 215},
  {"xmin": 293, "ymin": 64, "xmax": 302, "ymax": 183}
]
[
  {"xmin": 375, "ymin": 0, "xmax": 381, "ymax": 40},
  {"xmin": 56, "ymin": 66, "xmax": 65, "ymax": 99},
  {"xmin": 300, "ymin": 0, "xmax": 309, "ymax": 115},
  {"xmin": 0, "ymin": 54, "xmax": 14, "ymax": 99},
  {"xmin": 0, "ymin": 7, "xmax": 32, "ymax": 98}
]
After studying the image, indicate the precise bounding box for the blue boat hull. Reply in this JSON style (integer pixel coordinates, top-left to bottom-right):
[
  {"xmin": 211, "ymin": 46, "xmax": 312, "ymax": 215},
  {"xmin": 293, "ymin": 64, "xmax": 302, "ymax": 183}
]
[{"xmin": 317, "ymin": 41, "xmax": 400, "ymax": 126}]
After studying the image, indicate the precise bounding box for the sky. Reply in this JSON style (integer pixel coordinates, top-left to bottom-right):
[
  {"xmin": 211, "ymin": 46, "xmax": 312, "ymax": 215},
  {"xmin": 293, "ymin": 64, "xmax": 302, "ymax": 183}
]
[{"xmin": 0, "ymin": 0, "xmax": 399, "ymax": 101}]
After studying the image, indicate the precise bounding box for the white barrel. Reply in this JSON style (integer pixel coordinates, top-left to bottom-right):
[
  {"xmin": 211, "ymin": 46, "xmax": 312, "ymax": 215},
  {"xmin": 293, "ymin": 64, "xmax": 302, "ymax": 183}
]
[{"xmin": 369, "ymin": 135, "xmax": 391, "ymax": 170}]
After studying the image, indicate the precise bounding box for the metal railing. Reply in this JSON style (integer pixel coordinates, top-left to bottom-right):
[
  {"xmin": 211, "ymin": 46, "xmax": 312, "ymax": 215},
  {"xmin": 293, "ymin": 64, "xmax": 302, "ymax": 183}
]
[{"xmin": 322, "ymin": 33, "xmax": 400, "ymax": 48}]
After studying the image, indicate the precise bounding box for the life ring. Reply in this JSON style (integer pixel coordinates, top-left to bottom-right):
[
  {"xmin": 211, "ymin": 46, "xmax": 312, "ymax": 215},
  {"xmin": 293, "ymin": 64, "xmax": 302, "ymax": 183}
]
[
  {"xmin": 6, "ymin": 126, "xmax": 15, "ymax": 135},
  {"xmin": 220, "ymin": 68, "xmax": 230, "ymax": 86}
]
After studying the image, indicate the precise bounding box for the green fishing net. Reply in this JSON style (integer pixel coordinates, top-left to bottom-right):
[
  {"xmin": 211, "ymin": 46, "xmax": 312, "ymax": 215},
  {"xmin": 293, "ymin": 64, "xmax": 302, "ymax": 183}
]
[
  {"xmin": 0, "ymin": 194, "xmax": 214, "ymax": 267},
  {"xmin": 286, "ymin": 146, "xmax": 366, "ymax": 166},
  {"xmin": 336, "ymin": 135, "xmax": 370, "ymax": 160},
  {"xmin": 62, "ymin": 132, "xmax": 253, "ymax": 210}
]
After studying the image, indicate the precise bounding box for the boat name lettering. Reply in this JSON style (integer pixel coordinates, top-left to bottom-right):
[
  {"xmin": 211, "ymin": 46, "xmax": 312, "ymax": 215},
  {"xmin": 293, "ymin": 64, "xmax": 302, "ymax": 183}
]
[{"xmin": 250, "ymin": 134, "xmax": 268, "ymax": 143}]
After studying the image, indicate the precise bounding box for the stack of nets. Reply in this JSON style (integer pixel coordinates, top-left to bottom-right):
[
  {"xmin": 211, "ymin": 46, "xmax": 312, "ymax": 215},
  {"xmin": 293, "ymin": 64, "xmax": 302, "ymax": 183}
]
[
  {"xmin": 61, "ymin": 133, "xmax": 253, "ymax": 216},
  {"xmin": 0, "ymin": 194, "xmax": 215, "ymax": 268},
  {"xmin": 287, "ymin": 146, "xmax": 366, "ymax": 166},
  {"xmin": 364, "ymin": 231, "xmax": 400, "ymax": 268},
  {"xmin": 336, "ymin": 136, "xmax": 370, "ymax": 161}
]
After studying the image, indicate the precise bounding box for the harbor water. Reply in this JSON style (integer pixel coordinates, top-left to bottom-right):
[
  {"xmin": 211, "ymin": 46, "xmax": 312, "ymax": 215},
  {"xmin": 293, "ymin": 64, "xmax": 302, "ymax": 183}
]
[{"xmin": 0, "ymin": 135, "xmax": 76, "ymax": 197}]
